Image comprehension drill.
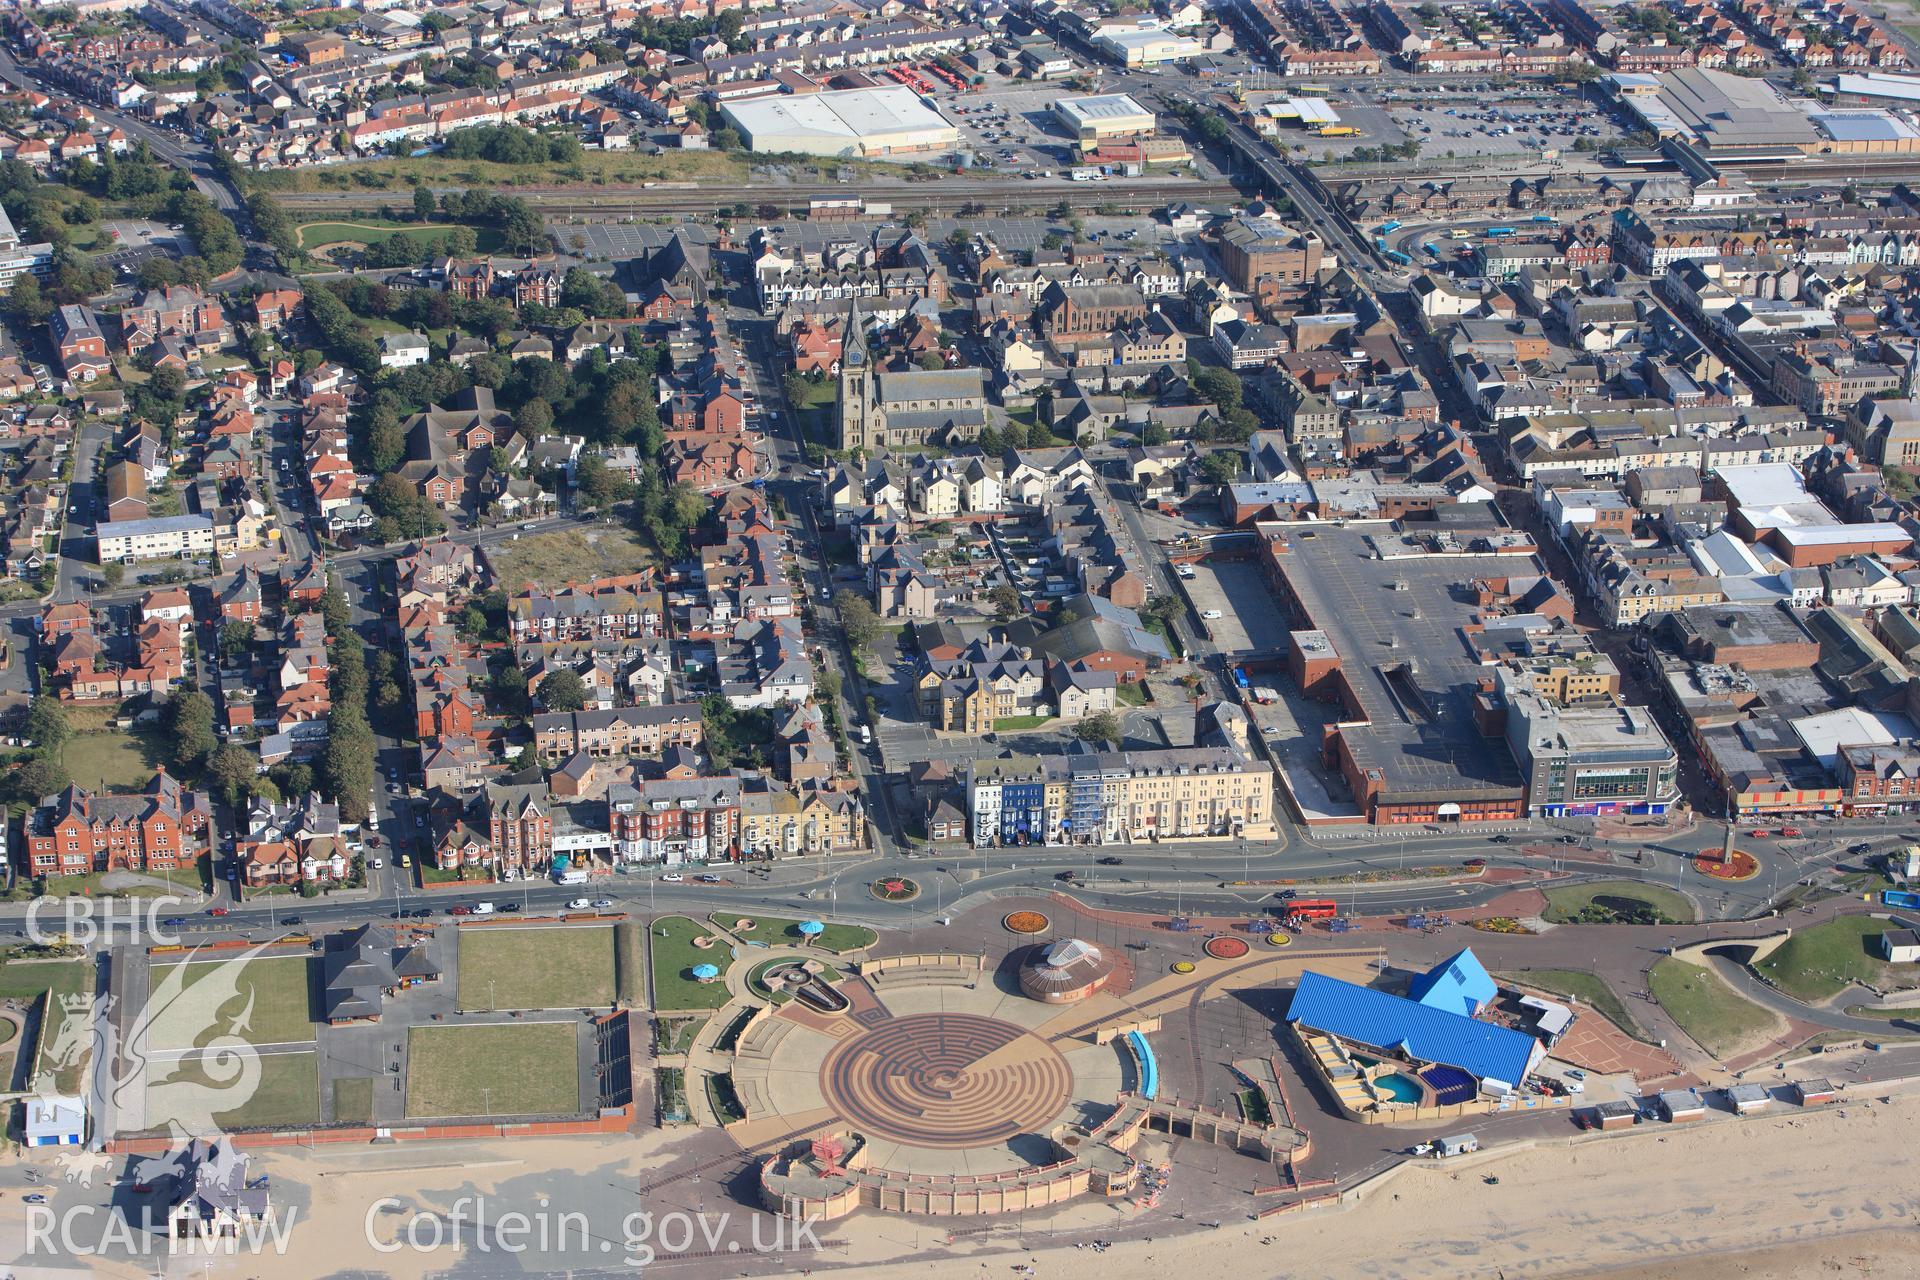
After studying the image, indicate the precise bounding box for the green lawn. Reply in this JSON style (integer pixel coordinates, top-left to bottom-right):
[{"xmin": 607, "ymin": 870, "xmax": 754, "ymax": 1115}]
[
  {"xmin": 1, "ymin": 958, "xmax": 91, "ymax": 1091},
  {"xmin": 710, "ymin": 913, "xmax": 875, "ymax": 955},
  {"xmin": 150, "ymin": 1050, "xmax": 320, "ymax": 1130},
  {"xmin": 1649, "ymin": 958, "xmax": 1778, "ymax": 1059},
  {"xmin": 405, "ymin": 1023, "xmax": 581, "ymax": 1118},
  {"xmin": 457, "ymin": 926, "xmax": 616, "ymax": 1011},
  {"xmin": 61, "ymin": 729, "xmax": 162, "ymax": 792},
  {"xmin": 0, "ymin": 957, "xmax": 90, "ymax": 1003},
  {"xmin": 1542, "ymin": 881, "xmax": 1696, "ymax": 925},
  {"xmin": 333, "ymin": 1076, "xmax": 374, "ymax": 1124},
  {"xmin": 295, "ymin": 221, "xmax": 506, "ymax": 252},
  {"xmin": 1755, "ymin": 916, "xmax": 1920, "ymax": 1003},
  {"xmin": 145, "ymin": 956, "xmax": 317, "ymax": 1050},
  {"xmin": 649, "ymin": 917, "xmax": 733, "ymax": 1012},
  {"xmin": 1499, "ymin": 969, "xmax": 1644, "ymax": 1040},
  {"xmin": 39, "ymin": 872, "xmax": 177, "ymax": 899},
  {"xmin": 252, "ymin": 148, "xmax": 746, "ymax": 195},
  {"xmin": 993, "ymin": 714, "xmax": 1053, "ymax": 732},
  {"xmin": 1117, "ymin": 682, "xmax": 1150, "ymax": 707}
]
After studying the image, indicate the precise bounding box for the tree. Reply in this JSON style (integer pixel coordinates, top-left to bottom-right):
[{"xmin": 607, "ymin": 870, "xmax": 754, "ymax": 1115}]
[
  {"xmin": 206, "ymin": 744, "xmax": 259, "ymax": 804},
  {"xmin": 513, "ymin": 398, "xmax": 554, "ymax": 437},
  {"xmin": 990, "ymin": 583, "xmax": 1023, "ymax": 621},
  {"xmin": 834, "ymin": 589, "xmax": 879, "ymax": 649},
  {"xmin": 1075, "ymin": 711, "xmax": 1121, "ymax": 744},
  {"xmin": 25, "ymin": 696, "xmax": 69, "ymax": 757},
  {"xmin": 10, "ymin": 755, "xmax": 69, "ymax": 805},
  {"xmin": 574, "ymin": 453, "xmax": 634, "ymax": 512},
  {"xmin": 6, "ymin": 274, "xmax": 49, "ymax": 327},
  {"xmin": 218, "ymin": 619, "xmax": 253, "ymax": 661},
  {"xmin": 916, "ymin": 350, "xmax": 946, "ymax": 371},
  {"xmin": 1193, "ymin": 366, "xmax": 1243, "ymax": 412},
  {"xmin": 413, "ymin": 184, "xmax": 438, "ymax": 222},
  {"xmin": 166, "ymin": 688, "xmax": 217, "ymax": 770},
  {"xmin": 1199, "ymin": 451, "xmax": 1241, "ymax": 486},
  {"xmin": 537, "ymin": 669, "xmax": 588, "ymax": 713}
]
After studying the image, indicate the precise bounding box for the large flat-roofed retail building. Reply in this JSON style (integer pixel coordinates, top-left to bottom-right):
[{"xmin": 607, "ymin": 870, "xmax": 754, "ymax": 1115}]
[
  {"xmin": 1053, "ymin": 93, "xmax": 1156, "ymax": 142},
  {"xmin": 719, "ymin": 87, "xmax": 960, "ymax": 158}
]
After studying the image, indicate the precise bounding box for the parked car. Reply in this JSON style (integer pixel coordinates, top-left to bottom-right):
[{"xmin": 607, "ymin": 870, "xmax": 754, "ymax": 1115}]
[
  {"xmin": 567, "ymin": 898, "xmax": 592, "ymax": 910},
  {"xmin": 282, "ymin": 915, "xmax": 301, "ymax": 926},
  {"xmin": 1098, "ymin": 856, "xmax": 1123, "ymax": 865},
  {"xmin": 448, "ymin": 905, "xmax": 472, "ymax": 916},
  {"xmin": 659, "ymin": 873, "xmax": 684, "ymax": 883},
  {"xmin": 592, "ymin": 898, "xmax": 613, "ymax": 909},
  {"xmin": 472, "ymin": 901, "xmax": 496, "ymax": 915}
]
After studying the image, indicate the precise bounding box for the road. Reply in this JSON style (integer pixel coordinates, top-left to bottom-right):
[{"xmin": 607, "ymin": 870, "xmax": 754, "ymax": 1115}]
[{"xmin": 0, "ymin": 44, "xmax": 247, "ymax": 224}]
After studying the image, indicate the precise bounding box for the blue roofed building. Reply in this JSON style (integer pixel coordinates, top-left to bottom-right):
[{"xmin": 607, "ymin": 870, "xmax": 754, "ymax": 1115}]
[
  {"xmin": 1287, "ymin": 970, "xmax": 1543, "ymax": 1092},
  {"xmin": 1407, "ymin": 948, "xmax": 1497, "ymax": 1018}
]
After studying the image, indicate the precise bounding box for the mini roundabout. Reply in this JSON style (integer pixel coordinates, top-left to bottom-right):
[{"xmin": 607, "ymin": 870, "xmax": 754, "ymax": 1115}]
[{"xmin": 727, "ymin": 936, "xmax": 1210, "ymax": 1221}]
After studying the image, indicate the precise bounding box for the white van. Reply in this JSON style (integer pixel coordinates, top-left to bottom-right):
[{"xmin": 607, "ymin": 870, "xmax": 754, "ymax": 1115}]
[
  {"xmin": 472, "ymin": 901, "xmax": 496, "ymax": 915},
  {"xmin": 554, "ymin": 868, "xmax": 589, "ymax": 886}
]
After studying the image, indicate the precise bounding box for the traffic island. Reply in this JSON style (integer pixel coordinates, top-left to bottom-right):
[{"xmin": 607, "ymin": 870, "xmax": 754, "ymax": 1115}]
[
  {"xmin": 871, "ymin": 877, "xmax": 920, "ymax": 902},
  {"xmin": 1693, "ymin": 850, "xmax": 1760, "ymax": 881}
]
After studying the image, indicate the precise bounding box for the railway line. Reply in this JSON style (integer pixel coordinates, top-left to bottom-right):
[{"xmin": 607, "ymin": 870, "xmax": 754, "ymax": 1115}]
[{"xmin": 268, "ymin": 176, "xmax": 1245, "ymax": 219}]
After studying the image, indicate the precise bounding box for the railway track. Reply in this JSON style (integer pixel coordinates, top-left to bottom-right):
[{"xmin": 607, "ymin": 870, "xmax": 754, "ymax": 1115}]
[{"xmin": 270, "ymin": 176, "xmax": 1244, "ymax": 219}]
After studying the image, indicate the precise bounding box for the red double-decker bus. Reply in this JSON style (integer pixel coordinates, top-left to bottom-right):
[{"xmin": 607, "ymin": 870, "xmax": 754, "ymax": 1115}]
[{"xmin": 1285, "ymin": 898, "xmax": 1338, "ymax": 922}]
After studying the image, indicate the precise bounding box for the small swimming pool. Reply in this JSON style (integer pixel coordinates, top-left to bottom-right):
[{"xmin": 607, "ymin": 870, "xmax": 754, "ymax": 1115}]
[
  {"xmin": 1351, "ymin": 1054, "xmax": 1381, "ymax": 1069},
  {"xmin": 1375, "ymin": 1073, "xmax": 1423, "ymax": 1103}
]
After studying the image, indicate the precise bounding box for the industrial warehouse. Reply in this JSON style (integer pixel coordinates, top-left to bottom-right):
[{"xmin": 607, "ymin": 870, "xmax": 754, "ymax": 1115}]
[
  {"xmin": 718, "ymin": 85, "xmax": 961, "ymax": 157},
  {"xmin": 1607, "ymin": 66, "xmax": 1920, "ymax": 156}
]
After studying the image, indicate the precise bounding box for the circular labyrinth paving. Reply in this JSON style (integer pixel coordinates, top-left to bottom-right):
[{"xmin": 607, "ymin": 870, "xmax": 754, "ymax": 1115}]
[{"xmin": 819, "ymin": 1013, "xmax": 1073, "ymax": 1149}]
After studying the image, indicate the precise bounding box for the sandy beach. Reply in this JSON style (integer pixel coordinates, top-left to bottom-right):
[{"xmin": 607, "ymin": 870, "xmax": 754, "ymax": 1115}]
[
  {"xmin": 812, "ymin": 1087, "xmax": 1920, "ymax": 1280},
  {"xmin": 2, "ymin": 1090, "xmax": 1915, "ymax": 1277}
]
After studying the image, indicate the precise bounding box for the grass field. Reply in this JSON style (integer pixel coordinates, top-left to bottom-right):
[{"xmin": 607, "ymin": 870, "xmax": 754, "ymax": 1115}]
[
  {"xmin": 711, "ymin": 914, "xmax": 876, "ymax": 955},
  {"xmin": 295, "ymin": 220, "xmax": 504, "ymax": 251},
  {"xmin": 1542, "ymin": 881, "xmax": 1696, "ymax": 925},
  {"xmin": 332, "ymin": 1076, "xmax": 374, "ymax": 1124},
  {"xmin": 1499, "ymin": 968, "xmax": 1644, "ymax": 1040},
  {"xmin": 649, "ymin": 917, "xmax": 733, "ymax": 1012},
  {"xmin": 406, "ymin": 1022, "xmax": 581, "ymax": 1118},
  {"xmin": 1649, "ymin": 958, "xmax": 1778, "ymax": 1059},
  {"xmin": 483, "ymin": 527, "xmax": 654, "ymax": 593},
  {"xmin": 457, "ymin": 926, "xmax": 616, "ymax": 1011},
  {"xmin": 251, "ymin": 149, "xmax": 747, "ymax": 196},
  {"xmin": 1755, "ymin": 915, "xmax": 1920, "ymax": 1003},
  {"xmin": 0, "ymin": 957, "xmax": 91, "ymax": 1003},
  {"xmin": 62, "ymin": 729, "xmax": 163, "ymax": 792},
  {"xmin": 150, "ymin": 1051, "xmax": 320, "ymax": 1130},
  {"xmin": 145, "ymin": 956, "xmax": 317, "ymax": 1050}
]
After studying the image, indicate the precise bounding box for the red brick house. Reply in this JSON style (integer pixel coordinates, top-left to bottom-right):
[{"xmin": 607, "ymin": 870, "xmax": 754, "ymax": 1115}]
[{"xmin": 20, "ymin": 772, "xmax": 211, "ymax": 875}]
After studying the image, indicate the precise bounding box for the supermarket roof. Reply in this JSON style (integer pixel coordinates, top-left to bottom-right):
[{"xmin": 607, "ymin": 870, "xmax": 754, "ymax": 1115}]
[
  {"xmin": 1289, "ymin": 970, "xmax": 1541, "ymax": 1088},
  {"xmin": 1054, "ymin": 92, "xmax": 1152, "ymax": 123},
  {"xmin": 1808, "ymin": 107, "xmax": 1920, "ymax": 143},
  {"xmin": 1833, "ymin": 71, "xmax": 1920, "ymax": 103}
]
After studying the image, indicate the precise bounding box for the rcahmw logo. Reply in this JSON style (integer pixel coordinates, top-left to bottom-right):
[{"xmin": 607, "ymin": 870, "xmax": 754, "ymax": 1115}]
[
  {"xmin": 365, "ymin": 1199, "xmax": 823, "ymax": 1266},
  {"xmin": 26, "ymin": 894, "xmax": 190, "ymax": 946},
  {"xmin": 25, "ymin": 1203, "xmax": 299, "ymax": 1258}
]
